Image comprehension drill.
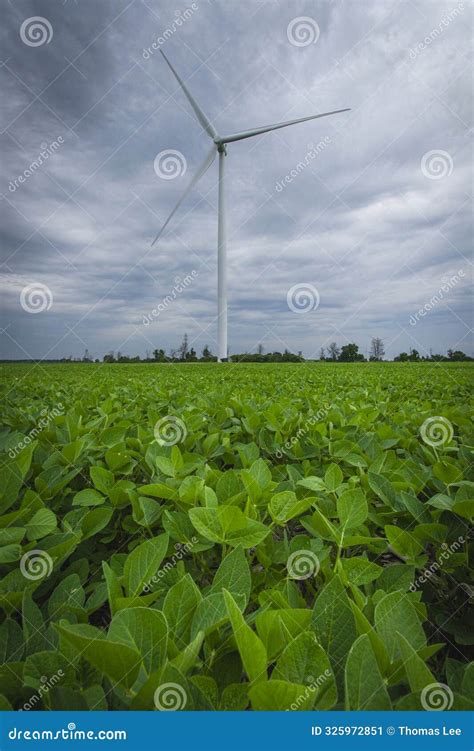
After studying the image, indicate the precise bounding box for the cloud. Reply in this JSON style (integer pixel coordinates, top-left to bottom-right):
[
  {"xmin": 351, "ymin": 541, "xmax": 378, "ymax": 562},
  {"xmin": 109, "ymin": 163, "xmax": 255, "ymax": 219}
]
[{"xmin": 0, "ymin": 0, "xmax": 472, "ymax": 360}]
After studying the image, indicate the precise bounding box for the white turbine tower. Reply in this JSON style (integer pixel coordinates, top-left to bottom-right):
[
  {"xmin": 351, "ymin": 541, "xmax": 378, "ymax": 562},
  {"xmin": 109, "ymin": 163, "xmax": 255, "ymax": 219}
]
[{"xmin": 152, "ymin": 50, "xmax": 350, "ymax": 362}]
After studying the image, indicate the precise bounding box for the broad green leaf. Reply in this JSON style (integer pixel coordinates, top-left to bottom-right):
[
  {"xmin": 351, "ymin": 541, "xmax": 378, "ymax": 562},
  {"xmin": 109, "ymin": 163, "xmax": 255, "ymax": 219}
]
[
  {"xmin": 102, "ymin": 561, "xmax": 122, "ymax": 616},
  {"xmin": 374, "ymin": 592, "xmax": 426, "ymax": 661},
  {"xmin": 189, "ymin": 507, "xmax": 269, "ymax": 548},
  {"xmin": 191, "ymin": 591, "xmax": 246, "ymax": 638},
  {"xmin": 179, "ymin": 476, "xmax": 204, "ymax": 504},
  {"xmin": 397, "ymin": 632, "xmax": 435, "ymax": 692},
  {"xmin": 312, "ymin": 575, "xmax": 356, "ymax": 682},
  {"xmin": 138, "ymin": 483, "xmax": 177, "ymax": 501},
  {"xmin": 209, "ymin": 546, "xmax": 251, "ymax": 603},
  {"xmin": 368, "ymin": 472, "xmax": 403, "ymax": 510},
  {"xmin": 241, "ymin": 459, "xmax": 271, "ymax": 502},
  {"xmin": 348, "ymin": 599, "xmax": 389, "ymax": 674},
  {"xmin": 72, "ymin": 489, "xmax": 105, "ymax": 507},
  {"xmin": 0, "ymin": 544, "xmax": 21, "ymax": 563},
  {"xmin": 25, "ymin": 508, "xmax": 57, "ymax": 540},
  {"xmin": 123, "ymin": 533, "xmax": 169, "ymax": 597},
  {"xmin": 378, "ymin": 564, "xmax": 415, "ymax": 593},
  {"xmin": 0, "ymin": 465, "xmax": 23, "ymax": 514},
  {"xmin": 81, "ymin": 507, "xmax": 113, "ymax": 540},
  {"xmin": 90, "ymin": 466, "xmax": 115, "ymax": 495},
  {"xmin": 220, "ymin": 682, "xmax": 249, "ymax": 710},
  {"xmin": 297, "ymin": 476, "xmax": 326, "ymax": 492},
  {"xmin": 341, "ymin": 557, "xmax": 383, "ymax": 585},
  {"xmin": 223, "ymin": 589, "xmax": 267, "ymax": 684},
  {"xmin": 23, "ymin": 590, "xmax": 47, "ymax": 655},
  {"xmin": 56, "ymin": 623, "xmax": 141, "ymax": 689},
  {"xmin": 325, "ymin": 463, "xmax": 343, "ymax": 491},
  {"xmin": 274, "ymin": 632, "xmax": 337, "ymax": 709},
  {"xmin": 23, "ymin": 651, "xmax": 74, "ymax": 690},
  {"xmin": 256, "ymin": 609, "xmax": 311, "ymax": 661},
  {"xmin": 337, "ymin": 489, "xmax": 368, "ymax": 530},
  {"xmin": 171, "ymin": 631, "xmax": 204, "ymax": 674},
  {"xmin": 345, "ymin": 634, "xmax": 391, "ymax": 710},
  {"xmin": 249, "ymin": 679, "xmax": 313, "ymax": 710},
  {"xmin": 0, "ymin": 619, "xmax": 23, "ymax": 663},
  {"xmin": 164, "ymin": 574, "xmax": 202, "ymax": 647},
  {"xmin": 269, "ymin": 491, "xmax": 314, "ymax": 524},
  {"xmin": 385, "ymin": 525, "xmax": 423, "ymax": 559},
  {"xmin": 108, "ymin": 607, "xmax": 168, "ymax": 675},
  {"xmin": 433, "ymin": 460, "xmax": 462, "ymax": 486},
  {"xmin": 48, "ymin": 573, "xmax": 85, "ymax": 619}
]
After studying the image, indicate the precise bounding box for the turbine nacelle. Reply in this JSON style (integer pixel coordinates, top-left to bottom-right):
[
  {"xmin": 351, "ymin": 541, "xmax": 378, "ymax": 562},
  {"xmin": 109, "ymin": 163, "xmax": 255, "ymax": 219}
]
[{"xmin": 214, "ymin": 139, "xmax": 227, "ymax": 155}]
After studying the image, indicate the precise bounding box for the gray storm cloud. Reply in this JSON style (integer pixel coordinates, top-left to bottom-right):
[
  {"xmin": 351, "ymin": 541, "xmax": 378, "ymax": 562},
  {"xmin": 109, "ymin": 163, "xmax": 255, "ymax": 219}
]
[{"xmin": 0, "ymin": 0, "xmax": 472, "ymax": 360}]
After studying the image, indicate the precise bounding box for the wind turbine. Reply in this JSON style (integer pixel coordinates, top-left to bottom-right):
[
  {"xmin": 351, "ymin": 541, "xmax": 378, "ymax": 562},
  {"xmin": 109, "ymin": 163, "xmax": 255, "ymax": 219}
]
[{"xmin": 152, "ymin": 50, "xmax": 350, "ymax": 362}]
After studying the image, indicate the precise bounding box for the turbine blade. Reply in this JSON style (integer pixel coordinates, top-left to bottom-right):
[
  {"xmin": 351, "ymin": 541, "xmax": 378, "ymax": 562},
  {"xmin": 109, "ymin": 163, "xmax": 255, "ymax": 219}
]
[
  {"xmin": 151, "ymin": 146, "xmax": 216, "ymax": 247},
  {"xmin": 160, "ymin": 50, "xmax": 217, "ymax": 140},
  {"xmin": 220, "ymin": 108, "xmax": 350, "ymax": 144}
]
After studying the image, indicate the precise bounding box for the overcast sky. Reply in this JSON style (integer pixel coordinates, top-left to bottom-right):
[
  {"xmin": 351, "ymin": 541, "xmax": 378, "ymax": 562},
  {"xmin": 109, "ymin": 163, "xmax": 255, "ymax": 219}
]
[{"xmin": 1, "ymin": 0, "xmax": 472, "ymax": 360}]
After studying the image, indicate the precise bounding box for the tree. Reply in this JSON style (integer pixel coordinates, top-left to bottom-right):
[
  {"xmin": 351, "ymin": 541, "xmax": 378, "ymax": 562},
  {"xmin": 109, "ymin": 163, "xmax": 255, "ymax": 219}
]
[
  {"xmin": 328, "ymin": 342, "xmax": 340, "ymax": 361},
  {"xmin": 153, "ymin": 348, "xmax": 167, "ymax": 362},
  {"xmin": 319, "ymin": 347, "xmax": 326, "ymax": 361},
  {"xmin": 394, "ymin": 349, "xmax": 419, "ymax": 362},
  {"xmin": 369, "ymin": 337, "xmax": 385, "ymax": 361},
  {"xmin": 103, "ymin": 352, "xmax": 115, "ymax": 363},
  {"xmin": 178, "ymin": 333, "xmax": 189, "ymax": 361},
  {"xmin": 201, "ymin": 344, "xmax": 213, "ymax": 360},
  {"xmin": 187, "ymin": 347, "xmax": 197, "ymax": 361},
  {"xmin": 339, "ymin": 343, "xmax": 365, "ymax": 362},
  {"xmin": 448, "ymin": 349, "xmax": 468, "ymax": 361}
]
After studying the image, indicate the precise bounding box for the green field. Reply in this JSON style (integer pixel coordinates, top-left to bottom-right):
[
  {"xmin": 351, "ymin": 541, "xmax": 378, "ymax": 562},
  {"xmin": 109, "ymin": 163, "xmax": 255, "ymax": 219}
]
[{"xmin": 0, "ymin": 362, "xmax": 472, "ymax": 711}]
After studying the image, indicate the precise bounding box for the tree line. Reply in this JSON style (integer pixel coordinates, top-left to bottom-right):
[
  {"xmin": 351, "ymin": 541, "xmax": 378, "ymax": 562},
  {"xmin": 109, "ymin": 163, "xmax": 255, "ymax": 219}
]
[{"xmin": 75, "ymin": 336, "xmax": 470, "ymax": 363}]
